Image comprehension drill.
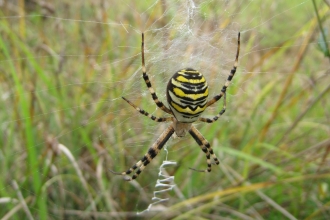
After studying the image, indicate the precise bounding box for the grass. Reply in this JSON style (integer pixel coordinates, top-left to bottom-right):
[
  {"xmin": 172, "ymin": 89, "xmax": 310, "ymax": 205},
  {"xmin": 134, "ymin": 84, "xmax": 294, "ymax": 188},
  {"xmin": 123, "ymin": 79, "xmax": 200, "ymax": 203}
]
[{"xmin": 0, "ymin": 0, "xmax": 330, "ymax": 219}]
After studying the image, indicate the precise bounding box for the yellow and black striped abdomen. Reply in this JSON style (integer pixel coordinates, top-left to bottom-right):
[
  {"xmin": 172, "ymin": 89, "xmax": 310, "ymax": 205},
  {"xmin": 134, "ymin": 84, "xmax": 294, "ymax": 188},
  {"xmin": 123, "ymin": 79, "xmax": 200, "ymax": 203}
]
[{"xmin": 167, "ymin": 68, "xmax": 208, "ymax": 123}]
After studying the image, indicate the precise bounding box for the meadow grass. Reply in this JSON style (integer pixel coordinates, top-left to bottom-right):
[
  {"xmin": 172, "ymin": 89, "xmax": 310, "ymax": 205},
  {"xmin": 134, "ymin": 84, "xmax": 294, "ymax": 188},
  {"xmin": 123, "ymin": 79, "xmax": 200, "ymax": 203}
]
[{"xmin": 0, "ymin": 0, "xmax": 330, "ymax": 219}]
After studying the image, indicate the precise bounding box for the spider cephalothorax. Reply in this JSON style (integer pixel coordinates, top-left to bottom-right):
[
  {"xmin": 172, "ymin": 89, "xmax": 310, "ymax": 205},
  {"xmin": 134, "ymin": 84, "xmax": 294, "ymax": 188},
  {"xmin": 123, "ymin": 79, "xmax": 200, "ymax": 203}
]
[{"xmin": 110, "ymin": 32, "xmax": 240, "ymax": 181}]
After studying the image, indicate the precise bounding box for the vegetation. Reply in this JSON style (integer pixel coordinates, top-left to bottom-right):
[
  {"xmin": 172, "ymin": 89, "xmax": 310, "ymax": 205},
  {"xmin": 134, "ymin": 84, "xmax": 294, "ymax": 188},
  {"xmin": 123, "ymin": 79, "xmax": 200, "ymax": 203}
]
[{"xmin": 0, "ymin": 0, "xmax": 329, "ymax": 219}]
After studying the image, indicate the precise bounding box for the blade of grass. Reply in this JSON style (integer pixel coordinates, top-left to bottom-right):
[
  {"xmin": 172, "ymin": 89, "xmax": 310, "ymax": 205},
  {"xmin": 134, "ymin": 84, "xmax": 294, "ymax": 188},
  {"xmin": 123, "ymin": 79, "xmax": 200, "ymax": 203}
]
[
  {"xmin": 305, "ymin": 200, "xmax": 330, "ymax": 220},
  {"xmin": 221, "ymin": 146, "xmax": 283, "ymax": 175},
  {"xmin": 0, "ymin": 25, "xmax": 47, "ymax": 219},
  {"xmin": 0, "ymin": 16, "xmax": 59, "ymax": 97},
  {"xmin": 312, "ymin": 0, "xmax": 330, "ymax": 62},
  {"xmin": 1, "ymin": 197, "xmax": 33, "ymax": 220},
  {"xmin": 258, "ymin": 18, "xmax": 317, "ymax": 142},
  {"xmin": 153, "ymin": 173, "xmax": 330, "ymax": 219},
  {"xmin": 277, "ymin": 83, "xmax": 330, "ymax": 144},
  {"xmin": 12, "ymin": 180, "xmax": 34, "ymax": 220},
  {"xmin": 57, "ymin": 143, "xmax": 96, "ymax": 212}
]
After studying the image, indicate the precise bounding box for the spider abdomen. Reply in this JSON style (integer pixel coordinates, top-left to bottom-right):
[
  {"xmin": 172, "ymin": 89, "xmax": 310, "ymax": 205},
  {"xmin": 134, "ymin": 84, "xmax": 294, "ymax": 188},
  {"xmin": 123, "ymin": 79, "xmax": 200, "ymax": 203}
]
[{"xmin": 167, "ymin": 68, "xmax": 209, "ymax": 123}]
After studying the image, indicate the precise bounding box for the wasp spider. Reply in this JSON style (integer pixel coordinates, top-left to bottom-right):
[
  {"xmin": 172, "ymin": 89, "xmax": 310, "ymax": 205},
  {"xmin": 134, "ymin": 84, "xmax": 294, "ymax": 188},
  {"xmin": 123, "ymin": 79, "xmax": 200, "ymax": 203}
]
[{"xmin": 111, "ymin": 32, "xmax": 240, "ymax": 181}]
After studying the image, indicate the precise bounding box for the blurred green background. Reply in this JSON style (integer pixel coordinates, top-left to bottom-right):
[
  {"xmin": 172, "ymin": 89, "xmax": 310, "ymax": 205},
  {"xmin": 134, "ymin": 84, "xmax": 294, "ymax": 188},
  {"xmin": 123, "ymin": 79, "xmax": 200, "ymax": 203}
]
[{"xmin": 0, "ymin": 0, "xmax": 330, "ymax": 219}]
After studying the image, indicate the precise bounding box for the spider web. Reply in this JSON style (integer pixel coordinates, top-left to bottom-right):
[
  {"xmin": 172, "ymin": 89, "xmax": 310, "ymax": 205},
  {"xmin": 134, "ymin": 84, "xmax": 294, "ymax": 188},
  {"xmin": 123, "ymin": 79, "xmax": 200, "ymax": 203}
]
[
  {"xmin": 110, "ymin": 0, "xmax": 242, "ymax": 213},
  {"xmin": 1, "ymin": 0, "xmax": 328, "ymax": 219}
]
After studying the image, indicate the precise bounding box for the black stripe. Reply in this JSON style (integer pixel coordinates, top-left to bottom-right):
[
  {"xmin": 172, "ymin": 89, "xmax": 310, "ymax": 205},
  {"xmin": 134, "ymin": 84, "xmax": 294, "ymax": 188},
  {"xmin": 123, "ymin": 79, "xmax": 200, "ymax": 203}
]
[
  {"xmin": 173, "ymin": 81, "xmax": 207, "ymax": 90},
  {"xmin": 148, "ymin": 148, "xmax": 157, "ymax": 159},
  {"xmin": 170, "ymin": 85, "xmax": 208, "ymax": 96},
  {"xmin": 171, "ymin": 92, "xmax": 208, "ymax": 102},
  {"xmin": 175, "ymin": 74, "xmax": 204, "ymax": 80},
  {"xmin": 173, "ymin": 80, "xmax": 206, "ymax": 89},
  {"xmin": 151, "ymin": 93, "xmax": 157, "ymax": 99},
  {"xmin": 170, "ymin": 92, "xmax": 208, "ymax": 102},
  {"xmin": 171, "ymin": 108, "xmax": 202, "ymax": 117},
  {"xmin": 180, "ymin": 99, "xmax": 207, "ymax": 106},
  {"xmin": 221, "ymin": 86, "xmax": 227, "ymax": 93},
  {"xmin": 178, "ymin": 103, "xmax": 206, "ymax": 111},
  {"xmin": 183, "ymin": 68, "xmax": 199, "ymax": 72},
  {"xmin": 183, "ymin": 115, "xmax": 200, "ymax": 118},
  {"xmin": 189, "ymin": 129, "xmax": 203, "ymax": 146},
  {"xmin": 230, "ymin": 67, "xmax": 236, "ymax": 74},
  {"xmin": 146, "ymin": 81, "xmax": 152, "ymax": 88},
  {"xmin": 170, "ymin": 100, "xmax": 206, "ymax": 112},
  {"xmin": 157, "ymin": 128, "xmax": 175, "ymax": 150}
]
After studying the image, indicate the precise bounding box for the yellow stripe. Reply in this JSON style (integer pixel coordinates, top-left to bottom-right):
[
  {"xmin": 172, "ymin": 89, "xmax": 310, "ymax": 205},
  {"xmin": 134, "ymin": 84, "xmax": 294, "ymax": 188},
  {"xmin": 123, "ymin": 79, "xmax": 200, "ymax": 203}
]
[
  {"xmin": 175, "ymin": 76, "xmax": 205, "ymax": 84},
  {"xmin": 171, "ymin": 102, "xmax": 206, "ymax": 114},
  {"xmin": 173, "ymin": 87, "xmax": 208, "ymax": 100},
  {"xmin": 169, "ymin": 90, "xmax": 207, "ymax": 106}
]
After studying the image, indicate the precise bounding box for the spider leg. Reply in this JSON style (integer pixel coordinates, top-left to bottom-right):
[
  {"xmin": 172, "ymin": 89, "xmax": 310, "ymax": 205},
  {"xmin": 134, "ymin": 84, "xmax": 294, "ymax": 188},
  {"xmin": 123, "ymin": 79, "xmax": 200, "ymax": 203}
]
[
  {"xmin": 122, "ymin": 97, "xmax": 173, "ymax": 122},
  {"xmin": 198, "ymin": 93, "xmax": 226, "ymax": 123},
  {"xmin": 205, "ymin": 32, "xmax": 240, "ymax": 108},
  {"xmin": 110, "ymin": 125, "xmax": 174, "ymax": 181},
  {"xmin": 141, "ymin": 33, "xmax": 172, "ymax": 115},
  {"xmin": 188, "ymin": 125, "xmax": 219, "ymax": 173}
]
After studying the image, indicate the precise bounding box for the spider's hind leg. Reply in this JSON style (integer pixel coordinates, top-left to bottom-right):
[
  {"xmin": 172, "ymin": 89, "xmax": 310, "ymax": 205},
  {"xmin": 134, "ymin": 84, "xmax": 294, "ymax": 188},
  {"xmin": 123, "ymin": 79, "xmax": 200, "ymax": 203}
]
[
  {"xmin": 188, "ymin": 125, "xmax": 219, "ymax": 173},
  {"xmin": 110, "ymin": 125, "xmax": 174, "ymax": 181},
  {"xmin": 110, "ymin": 157, "xmax": 148, "ymax": 181}
]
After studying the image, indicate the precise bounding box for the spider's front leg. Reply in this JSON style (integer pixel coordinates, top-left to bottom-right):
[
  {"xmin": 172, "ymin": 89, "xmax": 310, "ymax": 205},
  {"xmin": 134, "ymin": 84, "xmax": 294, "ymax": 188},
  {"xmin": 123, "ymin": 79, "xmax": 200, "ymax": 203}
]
[
  {"xmin": 141, "ymin": 33, "xmax": 172, "ymax": 115},
  {"xmin": 110, "ymin": 125, "xmax": 174, "ymax": 181},
  {"xmin": 202, "ymin": 32, "xmax": 240, "ymax": 119}
]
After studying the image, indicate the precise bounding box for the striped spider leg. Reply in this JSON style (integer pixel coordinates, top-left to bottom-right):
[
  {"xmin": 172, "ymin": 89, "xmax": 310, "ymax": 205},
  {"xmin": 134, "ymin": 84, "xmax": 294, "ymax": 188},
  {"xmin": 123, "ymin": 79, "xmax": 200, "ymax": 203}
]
[
  {"xmin": 199, "ymin": 32, "xmax": 240, "ymax": 123},
  {"xmin": 110, "ymin": 125, "xmax": 175, "ymax": 181},
  {"xmin": 141, "ymin": 33, "xmax": 172, "ymax": 115},
  {"xmin": 188, "ymin": 125, "xmax": 220, "ymax": 172}
]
